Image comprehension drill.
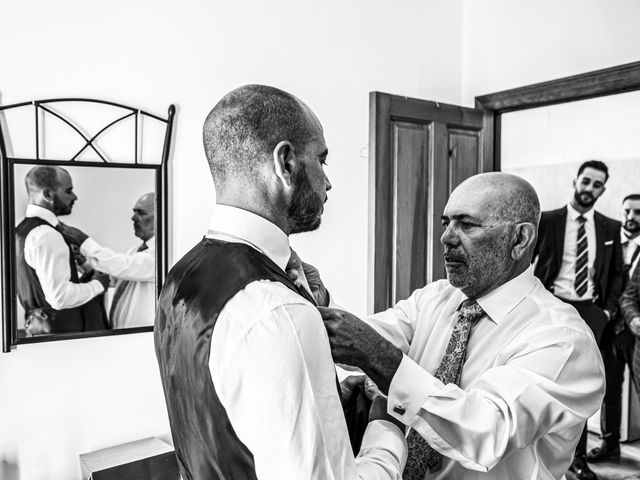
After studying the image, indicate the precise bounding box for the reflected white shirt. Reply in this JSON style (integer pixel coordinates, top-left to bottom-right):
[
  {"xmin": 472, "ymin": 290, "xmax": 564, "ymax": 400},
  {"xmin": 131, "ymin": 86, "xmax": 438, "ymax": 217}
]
[
  {"xmin": 553, "ymin": 204, "xmax": 596, "ymax": 300},
  {"xmin": 366, "ymin": 267, "xmax": 604, "ymax": 480},
  {"xmin": 80, "ymin": 236, "xmax": 156, "ymax": 328},
  {"xmin": 206, "ymin": 204, "xmax": 406, "ymax": 480},
  {"xmin": 23, "ymin": 204, "xmax": 104, "ymax": 310}
]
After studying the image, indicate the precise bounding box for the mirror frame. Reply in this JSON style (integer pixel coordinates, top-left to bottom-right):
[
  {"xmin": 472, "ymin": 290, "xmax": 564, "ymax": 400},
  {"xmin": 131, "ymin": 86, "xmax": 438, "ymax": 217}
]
[
  {"xmin": 475, "ymin": 60, "xmax": 640, "ymax": 171},
  {"xmin": 0, "ymin": 98, "xmax": 175, "ymax": 351}
]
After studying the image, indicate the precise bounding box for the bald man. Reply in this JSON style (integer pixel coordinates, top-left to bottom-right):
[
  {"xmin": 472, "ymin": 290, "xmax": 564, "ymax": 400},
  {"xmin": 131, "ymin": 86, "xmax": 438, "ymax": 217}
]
[
  {"xmin": 320, "ymin": 173, "xmax": 605, "ymax": 480},
  {"xmin": 16, "ymin": 165, "xmax": 109, "ymax": 335},
  {"xmin": 60, "ymin": 193, "xmax": 156, "ymax": 328}
]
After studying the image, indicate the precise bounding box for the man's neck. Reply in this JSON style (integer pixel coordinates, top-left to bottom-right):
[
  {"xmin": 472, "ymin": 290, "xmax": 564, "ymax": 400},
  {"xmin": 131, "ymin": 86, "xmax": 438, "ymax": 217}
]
[{"xmin": 569, "ymin": 199, "xmax": 594, "ymax": 215}]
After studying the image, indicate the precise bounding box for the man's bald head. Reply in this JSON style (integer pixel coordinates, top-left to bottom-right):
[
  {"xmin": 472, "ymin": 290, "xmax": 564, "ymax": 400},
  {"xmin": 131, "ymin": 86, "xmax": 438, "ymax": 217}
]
[
  {"xmin": 451, "ymin": 172, "xmax": 541, "ymax": 227},
  {"xmin": 202, "ymin": 84, "xmax": 319, "ymax": 191},
  {"xmin": 441, "ymin": 172, "xmax": 540, "ymax": 298},
  {"xmin": 132, "ymin": 192, "xmax": 155, "ymax": 241},
  {"xmin": 25, "ymin": 165, "xmax": 77, "ymax": 216}
]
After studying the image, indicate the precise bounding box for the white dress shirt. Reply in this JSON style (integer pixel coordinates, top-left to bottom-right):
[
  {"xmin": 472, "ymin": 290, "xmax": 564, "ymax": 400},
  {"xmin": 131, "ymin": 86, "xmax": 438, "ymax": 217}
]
[
  {"xmin": 80, "ymin": 236, "xmax": 156, "ymax": 328},
  {"xmin": 622, "ymin": 231, "xmax": 640, "ymax": 279},
  {"xmin": 366, "ymin": 267, "xmax": 604, "ymax": 480},
  {"xmin": 206, "ymin": 204, "xmax": 406, "ymax": 480},
  {"xmin": 553, "ymin": 204, "xmax": 596, "ymax": 300},
  {"xmin": 23, "ymin": 204, "xmax": 104, "ymax": 310}
]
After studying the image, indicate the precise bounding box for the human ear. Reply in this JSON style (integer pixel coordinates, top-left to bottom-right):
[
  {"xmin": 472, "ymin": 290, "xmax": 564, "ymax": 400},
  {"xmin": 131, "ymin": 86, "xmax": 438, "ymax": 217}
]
[
  {"xmin": 511, "ymin": 223, "xmax": 536, "ymax": 260},
  {"xmin": 273, "ymin": 140, "xmax": 294, "ymax": 188}
]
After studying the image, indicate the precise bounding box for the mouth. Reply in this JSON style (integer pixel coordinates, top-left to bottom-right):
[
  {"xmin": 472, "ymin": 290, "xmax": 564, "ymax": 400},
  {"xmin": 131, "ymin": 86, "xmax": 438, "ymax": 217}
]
[{"xmin": 444, "ymin": 253, "xmax": 466, "ymax": 266}]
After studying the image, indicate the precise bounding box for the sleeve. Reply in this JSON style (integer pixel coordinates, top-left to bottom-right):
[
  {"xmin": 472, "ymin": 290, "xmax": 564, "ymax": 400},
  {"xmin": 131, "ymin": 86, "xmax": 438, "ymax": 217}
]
[
  {"xmin": 621, "ymin": 263, "xmax": 640, "ymax": 324},
  {"xmin": 211, "ymin": 299, "xmax": 406, "ymax": 480},
  {"xmin": 24, "ymin": 227, "xmax": 104, "ymax": 310},
  {"xmin": 386, "ymin": 324, "xmax": 604, "ymax": 472},
  {"xmin": 80, "ymin": 238, "xmax": 155, "ymax": 281},
  {"xmin": 604, "ymin": 222, "xmax": 624, "ymax": 316}
]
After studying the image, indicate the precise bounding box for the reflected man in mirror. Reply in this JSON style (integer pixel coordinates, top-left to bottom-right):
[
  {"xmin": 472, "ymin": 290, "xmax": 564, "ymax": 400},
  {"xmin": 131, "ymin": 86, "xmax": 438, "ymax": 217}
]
[
  {"xmin": 16, "ymin": 166, "xmax": 110, "ymax": 335},
  {"xmin": 59, "ymin": 193, "xmax": 156, "ymax": 329},
  {"xmin": 155, "ymin": 85, "xmax": 407, "ymax": 479}
]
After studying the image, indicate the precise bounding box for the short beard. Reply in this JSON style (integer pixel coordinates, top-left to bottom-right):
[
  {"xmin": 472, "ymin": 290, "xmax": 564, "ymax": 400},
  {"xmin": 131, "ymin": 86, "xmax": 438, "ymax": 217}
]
[
  {"xmin": 624, "ymin": 220, "xmax": 640, "ymax": 235},
  {"xmin": 573, "ymin": 189, "xmax": 596, "ymax": 208},
  {"xmin": 288, "ymin": 163, "xmax": 324, "ymax": 234}
]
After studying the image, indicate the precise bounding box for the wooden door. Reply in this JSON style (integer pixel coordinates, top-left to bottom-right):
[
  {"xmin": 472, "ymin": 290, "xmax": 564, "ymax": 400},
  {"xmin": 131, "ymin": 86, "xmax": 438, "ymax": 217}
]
[{"xmin": 368, "ymin": 92, "xmax": 493, "ymax": 312}]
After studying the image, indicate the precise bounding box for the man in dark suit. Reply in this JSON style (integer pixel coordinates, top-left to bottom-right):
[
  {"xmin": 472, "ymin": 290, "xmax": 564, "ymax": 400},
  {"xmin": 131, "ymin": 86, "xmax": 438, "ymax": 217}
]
[
  {"xmin": 587, "ymin": 194, "xmax": 640, "ymax": 463},
  {"xmin": 533, "ymin": 160, "xmax": 624, "ymax": 480}
]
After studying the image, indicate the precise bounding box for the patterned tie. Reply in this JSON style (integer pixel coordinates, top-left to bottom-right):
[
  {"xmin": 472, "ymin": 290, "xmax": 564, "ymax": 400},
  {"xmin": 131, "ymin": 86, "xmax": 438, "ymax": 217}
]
[
  {"xmin": 403, "ymin": 299, "xmax": 485, "ymax": 479},
  {"xmin": 574, "ymin": 216, "xmax": 589, "ymax": 297},
  {"xmin": 109, "ymin": 242, "xmax": 148, "ymax": 327}
]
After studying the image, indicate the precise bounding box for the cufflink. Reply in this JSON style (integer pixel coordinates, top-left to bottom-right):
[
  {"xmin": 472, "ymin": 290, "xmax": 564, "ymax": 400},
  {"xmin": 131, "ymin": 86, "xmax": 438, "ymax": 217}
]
[{"xmin": 393, "ymin": 405, "xmax": 406, "ymax": 415}]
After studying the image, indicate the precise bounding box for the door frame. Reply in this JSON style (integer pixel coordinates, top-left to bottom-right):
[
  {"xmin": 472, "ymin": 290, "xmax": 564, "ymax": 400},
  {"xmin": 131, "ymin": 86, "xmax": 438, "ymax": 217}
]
[{"xmin": 475, "ymin": 60, "xmax": 640, "ymax": 170}]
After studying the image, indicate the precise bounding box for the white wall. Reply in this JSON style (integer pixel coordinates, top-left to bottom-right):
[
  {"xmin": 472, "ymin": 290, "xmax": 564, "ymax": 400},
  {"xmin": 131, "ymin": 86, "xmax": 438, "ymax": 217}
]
[
  {"xmin": 461, "ymin": 0, "xmax": 640, "ymax": 105},
  {"xmin": 0, "ymin": 1, "xmax": 463, "ymax": 478}
]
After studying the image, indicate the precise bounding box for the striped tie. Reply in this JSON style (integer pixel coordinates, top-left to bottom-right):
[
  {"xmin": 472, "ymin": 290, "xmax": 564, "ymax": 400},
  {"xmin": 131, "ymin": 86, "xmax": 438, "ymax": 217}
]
[{"xmin": 574, "ymin": 216, "xmax": 589, "ymax": 297}]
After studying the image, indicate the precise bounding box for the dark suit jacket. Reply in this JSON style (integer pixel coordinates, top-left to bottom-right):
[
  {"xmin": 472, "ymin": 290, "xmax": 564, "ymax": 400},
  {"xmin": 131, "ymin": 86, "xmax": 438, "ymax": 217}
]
[{"xmin": 533, "ymin": 206, "xmax": 624, "ymax": 317}]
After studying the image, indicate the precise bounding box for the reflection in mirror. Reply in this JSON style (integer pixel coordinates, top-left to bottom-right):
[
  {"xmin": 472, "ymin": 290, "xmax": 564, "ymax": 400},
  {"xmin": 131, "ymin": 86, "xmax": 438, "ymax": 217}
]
[
  {"xmin": 501, "ymin": 91, "xmax": 640, "ymax": 216},
  {"xmin": 13, "ymin": 163, "xmax": 157, "ymax": 338}
]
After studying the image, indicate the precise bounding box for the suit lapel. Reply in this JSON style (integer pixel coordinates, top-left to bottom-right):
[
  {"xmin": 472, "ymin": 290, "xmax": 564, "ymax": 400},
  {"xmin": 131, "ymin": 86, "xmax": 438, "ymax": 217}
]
[
  {"xmin": 594, "ymin": 212, "xmax": 605, "ymax": 278},
  {"xmin": 554, "ymin": 207, "xmax": 568, "ymax": 273}
]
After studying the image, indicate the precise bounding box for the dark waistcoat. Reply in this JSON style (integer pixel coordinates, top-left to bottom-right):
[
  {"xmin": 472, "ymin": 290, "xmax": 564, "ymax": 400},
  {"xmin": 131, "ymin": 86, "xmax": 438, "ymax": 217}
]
[
  {"xmin": 16, "ymin": 216, "xmax": 108, "ymax": 333},
  {"xmin": 154, "ymin": 238, "xmax": 316, "ymax": 480}
]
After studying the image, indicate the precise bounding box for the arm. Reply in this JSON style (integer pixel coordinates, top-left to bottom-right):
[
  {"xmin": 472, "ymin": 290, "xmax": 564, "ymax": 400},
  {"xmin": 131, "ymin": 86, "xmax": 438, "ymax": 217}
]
[
  {"xmin": 385, "ymin": 327, "xmax": 604, "ymax": 471},
  {"xmin": 24, "ymin": 226, "xmax": 106, "ymax": 310},
  {"xmin": 80, "ymin": 238, "xmax": 155, "ymax": 281},
  {"xmin": 604, "ymin": 224, "xmax": 624, "ymax": 317},
  {"xmin": 621, "ymin": 264, "xmax": 640, "ymax": 336},
  {"xmin": 211, "ymin": 284, "xmax": 406, "ymax": 479}
]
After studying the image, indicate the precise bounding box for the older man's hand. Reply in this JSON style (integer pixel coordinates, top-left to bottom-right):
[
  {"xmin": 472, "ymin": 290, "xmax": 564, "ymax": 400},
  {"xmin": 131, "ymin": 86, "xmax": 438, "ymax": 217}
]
[
  {"xmin": 629, "ymin": 317, "xmax": 640, "ymax": 337},
  {"xmin": 318, "ymin": 306, "xmax": 403, "ymax": 394}
]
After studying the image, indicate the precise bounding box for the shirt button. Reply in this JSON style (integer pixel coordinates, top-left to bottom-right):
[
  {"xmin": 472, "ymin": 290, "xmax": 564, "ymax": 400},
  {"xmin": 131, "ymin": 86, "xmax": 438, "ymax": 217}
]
[{"xmin": 393, "ymin": 405, "xmax": 406, "ymax": 415}]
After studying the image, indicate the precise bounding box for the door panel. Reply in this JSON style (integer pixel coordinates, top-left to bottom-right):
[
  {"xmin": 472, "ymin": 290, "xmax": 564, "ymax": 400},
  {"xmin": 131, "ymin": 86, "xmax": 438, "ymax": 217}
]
[
  {"xmin": 392, "ymin": 122, "xmax": 429, "ymax": 304},
  {"xmin": 369, "ymin": 92, "xmax": 492, "ymax": 312}
]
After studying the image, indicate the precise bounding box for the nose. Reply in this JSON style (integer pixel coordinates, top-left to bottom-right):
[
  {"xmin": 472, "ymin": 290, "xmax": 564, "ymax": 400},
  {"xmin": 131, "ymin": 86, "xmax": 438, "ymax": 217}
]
[
  {"xmin": 71, "ymin": 192, "xmax": 78, "ymax": 201},
  {"xmin": 440, "ymin": 223, "xmax": 458, "ymax": 246},
  {"xmin": 324, "ymin": 173, "xmax": 332, "ymax": 192}
]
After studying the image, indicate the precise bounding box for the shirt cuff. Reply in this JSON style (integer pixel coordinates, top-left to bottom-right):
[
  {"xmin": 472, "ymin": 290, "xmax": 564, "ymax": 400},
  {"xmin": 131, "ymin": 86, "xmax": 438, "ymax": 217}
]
[
  {"xmin": 358, "ymin": 419, "xmax": 408, "ymax": 464},
  {"xmin": 80, "ymin": 237, "xmax": 100, "ymax": 254},
  {"xmin": 387, "ymin": 354, "xmax": 443, "ymax": 424}
]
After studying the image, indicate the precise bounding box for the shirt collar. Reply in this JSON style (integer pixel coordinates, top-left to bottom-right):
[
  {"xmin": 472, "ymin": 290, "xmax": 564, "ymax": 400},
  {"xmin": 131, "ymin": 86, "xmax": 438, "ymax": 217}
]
[
  {"xmin": 622, "ymin": 230, "xmax": 640, "ymax": 247},
  {"xmin": 567, "ymin": 203, "xmax": 595, "ymax": 223},
  {"xmin": 472, "ymin": 266, "xmax": 536, "ymax": 325},
  {"xmin": 25, "ymin": 204, "xmax": 59, "ymax": 226},
  {"xmin": 141, "ymin": 235, "xmax": 155, "ymax": 248},
  {"xmin": 206, "ymin": 204, "xmax": 290, "ymax": 270}
]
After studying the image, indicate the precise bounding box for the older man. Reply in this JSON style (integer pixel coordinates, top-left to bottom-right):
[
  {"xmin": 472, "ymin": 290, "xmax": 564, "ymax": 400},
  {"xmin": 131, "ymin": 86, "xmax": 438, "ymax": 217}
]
[
  {"xmin": 320, "ymin": 173, "xmax": 605, "ymax": 480},
  {"xmin": 16, "ymin": 165, "xmax": 110, "ymax": 334},
  {"xmin": 154, "ymin": 85, "xmax": 407, "ymax": 480},
  {"xmin": 60, "ymin": 192, "xmax": 156, "ymax": 328}
]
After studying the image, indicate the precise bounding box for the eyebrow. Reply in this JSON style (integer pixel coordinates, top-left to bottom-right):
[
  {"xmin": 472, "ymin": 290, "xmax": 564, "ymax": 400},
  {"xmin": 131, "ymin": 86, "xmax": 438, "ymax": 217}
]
[{"xmin": 440, "ymin": 214, "xmax": 482, "ymax": 223}]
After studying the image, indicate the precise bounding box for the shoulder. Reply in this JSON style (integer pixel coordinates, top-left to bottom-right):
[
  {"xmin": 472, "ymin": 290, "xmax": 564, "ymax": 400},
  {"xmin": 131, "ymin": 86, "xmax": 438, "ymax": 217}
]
[
  {"xmin": 540, "ymin": 207, "xmax": 566, "ymax": 221},
  {"xmin": 24, "ymin": 223, "xmax": 63, "ymax": 248},
  {"xmin": 223, "ymin": 279, "xmax": 316, "ymax": 333},
  {"xmin": 594, "ymin": 211, "xmax": 621, "ymax": 230}
]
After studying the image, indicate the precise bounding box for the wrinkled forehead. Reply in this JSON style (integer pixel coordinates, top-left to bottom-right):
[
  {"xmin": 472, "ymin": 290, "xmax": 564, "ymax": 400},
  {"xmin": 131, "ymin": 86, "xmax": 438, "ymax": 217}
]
[
  {"xmin": 623, "ymin": 199, "xmax": 640, "ymax": 210},
  {"xmin": 444, "ymin": 181, "xmax": 504, "ymax": 220}
]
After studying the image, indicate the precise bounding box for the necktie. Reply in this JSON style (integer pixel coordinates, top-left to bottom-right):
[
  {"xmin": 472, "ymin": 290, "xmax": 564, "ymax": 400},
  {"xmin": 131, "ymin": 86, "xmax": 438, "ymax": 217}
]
[
  {"xmin": 625, "ymin": 244, "xmax": 640, "ymax": 278},
  {"xmin": 574, "ymin": 216, "xmax": 589, "ymax": 297},
  {"xmin": 403, "ymin": 299, "xmax": 485, "ymax": 479},
  {"xmin": 109, "ymin": 242, "xmax": 148, "ymax": 327},
  {"xmin": 285, "ymin": 249, "xmax": 317, "ymax": 306}
]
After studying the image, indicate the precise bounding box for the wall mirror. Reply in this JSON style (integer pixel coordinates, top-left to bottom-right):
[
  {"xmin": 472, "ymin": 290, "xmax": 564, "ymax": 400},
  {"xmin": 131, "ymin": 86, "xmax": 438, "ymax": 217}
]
[{"xmin": 0, "ymin": 99, "xmax": 175, "ymax": 351}]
